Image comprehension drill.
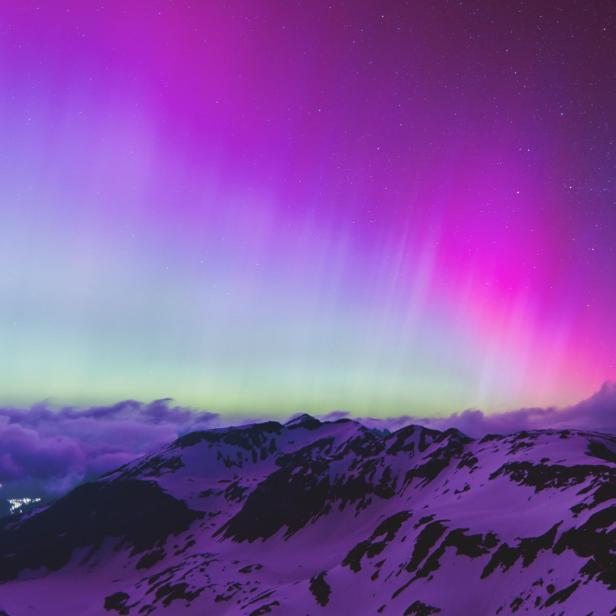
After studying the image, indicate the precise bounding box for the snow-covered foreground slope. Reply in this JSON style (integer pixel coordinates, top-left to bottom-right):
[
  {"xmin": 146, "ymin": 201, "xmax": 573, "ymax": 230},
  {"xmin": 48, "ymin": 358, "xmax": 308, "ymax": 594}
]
[{"xmin": 0, "ymin": 416, "xmax": 614, "ymax": 615}]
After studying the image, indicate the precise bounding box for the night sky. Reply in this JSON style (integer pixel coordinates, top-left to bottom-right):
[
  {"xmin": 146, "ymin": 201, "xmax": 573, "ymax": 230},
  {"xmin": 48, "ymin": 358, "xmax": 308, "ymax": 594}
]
[{"xmin": 0, "ymin": 1, "xmax": 615, "ymax": 415}]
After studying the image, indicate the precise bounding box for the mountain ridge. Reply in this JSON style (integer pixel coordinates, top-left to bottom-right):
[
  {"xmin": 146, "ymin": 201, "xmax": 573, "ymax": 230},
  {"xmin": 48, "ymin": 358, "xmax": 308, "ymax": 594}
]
[{"xmin": 0, "ymin": 417, "xmax": 614, "ymax": 615}]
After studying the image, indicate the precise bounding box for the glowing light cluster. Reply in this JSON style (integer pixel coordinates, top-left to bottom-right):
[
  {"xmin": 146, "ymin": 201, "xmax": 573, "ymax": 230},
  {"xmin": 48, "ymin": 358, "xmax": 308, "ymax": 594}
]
[{"xmin": 8, "ymin": 497, "xmax": 42, "ymax": 514}]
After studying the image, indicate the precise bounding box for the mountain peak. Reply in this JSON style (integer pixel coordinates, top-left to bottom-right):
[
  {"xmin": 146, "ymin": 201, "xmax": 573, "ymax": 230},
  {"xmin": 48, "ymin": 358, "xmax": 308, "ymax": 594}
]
[{"xmin": 285, "ymin": 413, "xmax": 321, "ymax": 429}]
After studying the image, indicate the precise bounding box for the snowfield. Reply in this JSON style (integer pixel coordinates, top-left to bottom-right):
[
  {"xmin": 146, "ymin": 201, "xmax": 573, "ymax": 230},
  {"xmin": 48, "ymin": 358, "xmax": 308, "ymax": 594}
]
[{"xmin": 0, "ymin": 415, "xmax": 614, "ymax": 615}]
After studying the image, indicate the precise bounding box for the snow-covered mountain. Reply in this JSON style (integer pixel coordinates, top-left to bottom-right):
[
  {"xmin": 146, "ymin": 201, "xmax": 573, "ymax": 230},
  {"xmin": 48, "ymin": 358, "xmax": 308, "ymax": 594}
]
[{"xmin": 0, "ymin": 415, "xmax": 614, "ymax": 615}]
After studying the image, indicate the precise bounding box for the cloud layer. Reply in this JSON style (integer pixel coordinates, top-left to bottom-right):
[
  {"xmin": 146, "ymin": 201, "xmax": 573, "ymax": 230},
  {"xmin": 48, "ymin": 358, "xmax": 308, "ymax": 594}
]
[
  {"xmin": 0, "ymin": 399, "xmax": 221, "ymax": 498},
  {"xmin": 350, "ymin": 381, "xmax": 616, "ymax": 438},
  {"xmin": 1, "ymin": 383, "xmax": 615, "ymax": 501}
]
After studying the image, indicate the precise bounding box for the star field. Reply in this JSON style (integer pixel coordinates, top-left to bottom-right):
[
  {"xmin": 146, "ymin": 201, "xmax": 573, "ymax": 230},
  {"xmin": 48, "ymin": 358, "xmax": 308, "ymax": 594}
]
[{"xmin": 0, "ymin": 1, "xmax": 614, "ymax": 415}]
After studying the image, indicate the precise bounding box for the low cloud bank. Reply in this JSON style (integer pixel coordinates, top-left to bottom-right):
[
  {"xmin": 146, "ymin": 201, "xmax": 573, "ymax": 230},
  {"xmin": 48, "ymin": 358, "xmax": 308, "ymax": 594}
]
[
  {"xmin": 0, "ymin": 399, "xmax": 222, "ymax": 498},
  {"xmin": 346, "ymin": 381, "xmax": 616, "ymax": 438},
  {"xmin": 1, "ymin": 383, "xmax": 615, "ymax": 500}
]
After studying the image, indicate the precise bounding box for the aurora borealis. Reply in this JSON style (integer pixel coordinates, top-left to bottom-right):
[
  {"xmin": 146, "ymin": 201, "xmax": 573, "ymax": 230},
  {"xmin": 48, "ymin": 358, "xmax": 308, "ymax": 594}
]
[{"xmin": 0, "ymin": 1, "xmax": 614, "ymax": 416}]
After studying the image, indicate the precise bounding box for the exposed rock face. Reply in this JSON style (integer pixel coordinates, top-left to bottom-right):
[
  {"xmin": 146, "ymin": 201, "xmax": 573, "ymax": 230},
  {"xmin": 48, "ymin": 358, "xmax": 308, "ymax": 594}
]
[
  {"xmin": 0, "ymin": 479, "xmax": 201, "ymax": 580},
  {"xmin": 0, "ymin": 418, "xmax": 615, "ymax": 614}
]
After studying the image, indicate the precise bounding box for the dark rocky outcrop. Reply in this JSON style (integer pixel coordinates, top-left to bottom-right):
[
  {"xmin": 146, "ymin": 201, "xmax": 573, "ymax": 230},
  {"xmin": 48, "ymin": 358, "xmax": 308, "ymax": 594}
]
[
  {"xmin": 309, "ymin": 571, "xmax": 332, "ymax": 606},
  {"xmin": 0, "ymin": 479, "xmax": 201, "ymax": 582}
]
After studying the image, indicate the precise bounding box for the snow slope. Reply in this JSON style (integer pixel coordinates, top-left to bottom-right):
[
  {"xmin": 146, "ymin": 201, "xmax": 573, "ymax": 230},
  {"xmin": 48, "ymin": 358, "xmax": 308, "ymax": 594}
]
[{"xmin": 0, "ymin": 416, "xmax": 614, "ymax": 615}]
